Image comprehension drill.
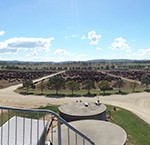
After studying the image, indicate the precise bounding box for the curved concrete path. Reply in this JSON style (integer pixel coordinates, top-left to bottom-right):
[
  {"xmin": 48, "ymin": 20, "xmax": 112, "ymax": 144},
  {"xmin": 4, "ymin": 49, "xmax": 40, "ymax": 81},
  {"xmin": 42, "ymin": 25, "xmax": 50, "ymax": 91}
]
[{"xmin": 0, "ymin": 71, "xmax": 150, "ymax": 125}]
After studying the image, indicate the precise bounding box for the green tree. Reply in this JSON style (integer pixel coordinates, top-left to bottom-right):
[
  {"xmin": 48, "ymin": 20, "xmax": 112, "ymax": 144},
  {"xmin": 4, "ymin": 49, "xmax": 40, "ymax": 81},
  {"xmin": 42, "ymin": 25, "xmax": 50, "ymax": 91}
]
[
  {"xmin": 130, "ymin": 81, "xmax": 138, "ymax": 92},
  {"xmin": 113, "ymin": 78, "xmax": 125, "ymax": 93},
  {"xmin": 48, "ymin": 76, "xmax": 65, "ymax": 95},
  {"xmin": 141, "ymin": 75, "xmax": 150, "ymax": 90},
  {"xmin": 98, "ymin": 80, "xmax": 110, "ymax": 94},
  {"xmin": 106, "ymin": 65, "xmax": 110, "ymax": 70},
  {"xmin": 66, "ymin": 80, "xmax": 80, "ymax": 95},
  {"xmin": 82, "ymin": 79, "xmax": 95, "ymax": 94},
  {"xmin": 37, "ymin": 80, "xmax": 46, "ymax": 94},
  {"xmin": 23, "ymin": 79, "xmax": 35, "ymax": 94}
]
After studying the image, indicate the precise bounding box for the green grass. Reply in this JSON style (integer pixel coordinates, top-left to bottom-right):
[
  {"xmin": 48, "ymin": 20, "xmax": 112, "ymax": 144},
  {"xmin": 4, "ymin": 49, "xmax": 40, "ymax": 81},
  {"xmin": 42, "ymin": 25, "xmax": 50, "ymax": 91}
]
[
  {"xmin": 107, "ymin": 105, "xmax": 150, "ymax": 145},
  {"xmin": 38, "ymin": 105, "xmax": 59, "ymax": 114},
  {"xmin": 15, "ymin": 87, "xmax": 146, "ymax": 97}
]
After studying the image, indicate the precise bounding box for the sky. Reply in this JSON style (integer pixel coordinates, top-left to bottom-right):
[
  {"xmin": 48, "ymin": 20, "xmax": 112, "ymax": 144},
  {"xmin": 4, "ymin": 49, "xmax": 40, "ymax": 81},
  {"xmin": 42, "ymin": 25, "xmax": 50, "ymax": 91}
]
[{"xmin": 0, "ymin": 0, "xmax": 150, "ymax": 62}]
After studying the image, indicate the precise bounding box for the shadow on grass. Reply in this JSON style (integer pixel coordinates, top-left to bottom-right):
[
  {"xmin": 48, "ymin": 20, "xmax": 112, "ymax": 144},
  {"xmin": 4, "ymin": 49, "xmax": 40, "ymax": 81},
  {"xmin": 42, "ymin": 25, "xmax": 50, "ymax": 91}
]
[
  {"xmin": 132, "ymin": 90, "xmax": 142, "ymax": 93},
  {"xmin": 46, "ymin": 93, "xmax": 66, "ymax": 98},
  {"xmin": 83, "ymin": 93, "xmax": 97, "ymax": 97},
  {"xmin": 66, "ymin": 94, "xmax": 82, "ymax": 97},
  {"xmin": 20, "ymin": 92, "xmax": 34, "ymax": 95},
  {"xmin": 36, "ymin": 93, "xmax": 45, "ymax": 96},
  {"xmin": 115, "ymin": 91, "xmax": 129, "ymax": 95},
  {"xmin": 99, "ymin": 92, "xmax": 112, "ymax": 96},
  {"xmin": 145, "ymin": 89, "xmax": 150, "ymax": 92}
]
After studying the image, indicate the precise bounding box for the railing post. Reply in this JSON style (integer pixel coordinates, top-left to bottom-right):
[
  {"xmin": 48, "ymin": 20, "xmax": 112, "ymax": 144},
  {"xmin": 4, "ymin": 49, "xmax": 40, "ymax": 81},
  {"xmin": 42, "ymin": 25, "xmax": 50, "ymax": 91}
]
[{"xmin": 57, "ymin": 119, "xmax": 62, "ymax": 145}]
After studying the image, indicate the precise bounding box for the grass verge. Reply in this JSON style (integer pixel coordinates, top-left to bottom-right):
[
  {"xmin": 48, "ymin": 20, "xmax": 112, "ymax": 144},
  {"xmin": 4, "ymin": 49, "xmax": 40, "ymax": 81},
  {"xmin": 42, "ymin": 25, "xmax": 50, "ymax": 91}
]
[
  {"xmin": 15, "ymin": 87, "xmax": 146, "ymax": 97},
  {"xmin": 107, "ymin": 105, "xmax": 150, "ymax": 145}
]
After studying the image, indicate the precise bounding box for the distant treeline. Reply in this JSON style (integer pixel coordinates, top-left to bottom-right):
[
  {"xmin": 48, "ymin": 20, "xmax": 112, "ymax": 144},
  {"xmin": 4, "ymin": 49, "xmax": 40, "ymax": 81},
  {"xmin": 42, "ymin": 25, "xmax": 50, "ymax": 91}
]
[{"xmin": 0, "ymin": 59, "xmax": 150, "ymax": 71}]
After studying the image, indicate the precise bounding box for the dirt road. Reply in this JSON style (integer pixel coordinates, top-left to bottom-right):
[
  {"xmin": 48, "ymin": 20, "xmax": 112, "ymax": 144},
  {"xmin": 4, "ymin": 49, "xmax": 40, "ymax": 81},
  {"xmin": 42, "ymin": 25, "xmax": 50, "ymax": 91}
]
[{"xmin": 0, "ymin": 71, "xmax": 150, "ymax": 125}]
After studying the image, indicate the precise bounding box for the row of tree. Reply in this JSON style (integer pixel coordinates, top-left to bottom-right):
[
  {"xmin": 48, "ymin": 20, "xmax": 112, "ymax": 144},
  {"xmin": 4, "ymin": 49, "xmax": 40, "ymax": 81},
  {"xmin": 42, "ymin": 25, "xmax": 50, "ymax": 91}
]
[{"xmin": 22, "ymin": 75, "xmax": 150, "ymax": 95}]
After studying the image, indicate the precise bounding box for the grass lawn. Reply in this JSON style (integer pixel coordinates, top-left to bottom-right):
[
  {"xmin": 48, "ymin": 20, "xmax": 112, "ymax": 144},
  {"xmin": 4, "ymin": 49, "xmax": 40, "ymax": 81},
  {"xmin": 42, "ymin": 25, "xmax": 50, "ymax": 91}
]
[
  {"xmin": 15, "ymin": 86, "xmax": 145, "ymax": 97},
  {"xmin": 107, "ymin": 105, "xmax": 150, "ymax": 145}
]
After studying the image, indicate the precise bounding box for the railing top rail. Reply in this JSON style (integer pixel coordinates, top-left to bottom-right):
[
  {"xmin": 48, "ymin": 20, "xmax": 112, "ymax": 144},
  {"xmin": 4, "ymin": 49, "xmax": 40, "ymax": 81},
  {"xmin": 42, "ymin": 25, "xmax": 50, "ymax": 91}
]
[{"xmin": 0, "ymin": 106, "xmax": 95, "ymax": 145}]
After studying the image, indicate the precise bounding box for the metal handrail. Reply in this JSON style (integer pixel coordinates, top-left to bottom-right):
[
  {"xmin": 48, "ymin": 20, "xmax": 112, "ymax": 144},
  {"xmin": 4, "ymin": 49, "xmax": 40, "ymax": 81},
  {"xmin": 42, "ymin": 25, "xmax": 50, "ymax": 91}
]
[{"xmin": 0, "ymin": 106, "xmax": 95, "ymax": 145}]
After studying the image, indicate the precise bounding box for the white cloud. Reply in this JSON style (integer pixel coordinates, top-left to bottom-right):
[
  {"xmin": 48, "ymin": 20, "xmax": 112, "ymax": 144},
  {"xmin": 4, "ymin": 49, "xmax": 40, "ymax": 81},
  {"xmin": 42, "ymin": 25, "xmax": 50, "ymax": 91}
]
[
  {"xmin": 0, "ymin": 37, "xmax": 54, "ymax": 54},
  {"xmin": 26, "ymin": 48, "xmax": 39, "ymax": 57},
  {"xmin": 54, "ymin": 48, "xmax": 72, "ymax": 56},
  {"xmin": 0, "ymin": 31, "xmax": 5, "ymax": 36},
  {"xmin": 136, "ymin": 48, "xmax": 150, "ymax": 59},
  {"xmin": 72, "ymin": 34, "xmax": 78, "ymax": 37},
  {"xmin": 111, "ymin": 37, "xmax": 131, "ymax": 52},
  {"xmin": 88, "ymin": 30, "xmax": 101, "ymax": 45},
  {"xmin": 53, "ymin": 48, "xmax": 88, "ymax": 62},
  {"xmin": 65, "ymin": 36, "xmax": 68, "ymax": 39},
  {"xmin": 96, "ymin": 47, "xmax": 102, "ymax": 50},
  {"xmin": 111, "ymin": 47, "xmax": 150, "ymax": 59},
  {"xmin": 65, "ymin": 34, "xmax": 78, "ymax": 39},
  {"xmin": 81, "ymin": 35, "xmax": 86, "ymax": 40}
]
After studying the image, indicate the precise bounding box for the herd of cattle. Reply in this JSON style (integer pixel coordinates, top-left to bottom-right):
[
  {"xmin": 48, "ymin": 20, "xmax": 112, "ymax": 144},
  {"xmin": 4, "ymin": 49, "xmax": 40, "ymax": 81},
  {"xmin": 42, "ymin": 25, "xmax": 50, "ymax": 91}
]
[
  {"xmin": 60, "ymin": 70, "xmax": 118, "ymax": 83},
  {"xmin": 108, "ymin": 70, "xmax": 149, "ymax": 81},
  {"xmin": 0, "ymin": 69, "xmax": 149, "ymax": 89},
  {"xmin": 0, "ymin": 70, "xmax": 56, "ymax": 88}
]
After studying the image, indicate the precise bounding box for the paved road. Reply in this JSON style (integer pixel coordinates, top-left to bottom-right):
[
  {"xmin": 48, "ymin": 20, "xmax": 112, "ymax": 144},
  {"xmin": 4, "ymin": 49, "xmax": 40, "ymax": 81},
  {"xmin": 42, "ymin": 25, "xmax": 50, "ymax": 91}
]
[{"xmin": 0, "ymin": 71, "xmax": 150, "ymax": 125}]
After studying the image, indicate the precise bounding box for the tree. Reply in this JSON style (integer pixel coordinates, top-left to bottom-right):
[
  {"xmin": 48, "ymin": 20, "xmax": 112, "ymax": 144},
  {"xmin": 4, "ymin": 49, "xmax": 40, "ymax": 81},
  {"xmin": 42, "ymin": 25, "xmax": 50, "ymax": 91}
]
[
  {"xmin": 98, "ymin": 80, "xmax": 110, "ymax": 94},
  {"xmin": 82, "ymin": 79, "xmax": 95, "ymax": 94},
  {"xmin": 130, "ymin": 81, "xmax": 138, "ymax": 92},
  {"xmin": 66, "ymin": 80, "xmax": 80, "ymax": 95},
  {"xmin": 48, "ymin": 76, "xmax": 65, "ymax": 95},
  {"xmin": 37, "ymin": 80, "xmax": 46, "ymax": 94},
  {"xmin": 23, "ymin": 79, "xmax": 35, "ymax": 94},
  {"xmin": 106, "ymin": 65, "xmax": 110, "ymax": 70},
  {"xmin": 113, "ymin": 78, "xmax": 125, "ymax": 93},
  {"xmin": 141, "ymin": 75, "xmax": 150, "ymax": 90}
]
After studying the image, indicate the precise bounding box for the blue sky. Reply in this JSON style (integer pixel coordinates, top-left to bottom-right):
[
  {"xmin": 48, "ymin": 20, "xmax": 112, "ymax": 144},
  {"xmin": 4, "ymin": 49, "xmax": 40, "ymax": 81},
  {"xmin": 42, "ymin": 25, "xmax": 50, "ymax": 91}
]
[{"xmin": 0, "ymin": 0, "xmax": 150, "ymax": 62}]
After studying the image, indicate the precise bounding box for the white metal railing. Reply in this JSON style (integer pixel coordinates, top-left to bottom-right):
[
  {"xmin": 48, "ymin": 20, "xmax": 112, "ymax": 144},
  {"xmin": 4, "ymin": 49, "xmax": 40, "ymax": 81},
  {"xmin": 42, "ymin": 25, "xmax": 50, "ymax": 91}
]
[{"xmin": 0, "ymin": 106, "xmax": 95, "ymax": 145}]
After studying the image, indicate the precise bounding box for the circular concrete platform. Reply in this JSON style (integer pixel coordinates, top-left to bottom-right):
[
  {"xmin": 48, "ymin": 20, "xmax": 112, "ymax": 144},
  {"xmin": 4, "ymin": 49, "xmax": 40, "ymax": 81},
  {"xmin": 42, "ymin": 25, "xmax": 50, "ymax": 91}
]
[
  {"xmin": 53, "ymin": 120, "xmax": 127, "ymax": 145},
  {"xmin": 59, "ymin": 102, "xmax": 107, "ymax": 121}
]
